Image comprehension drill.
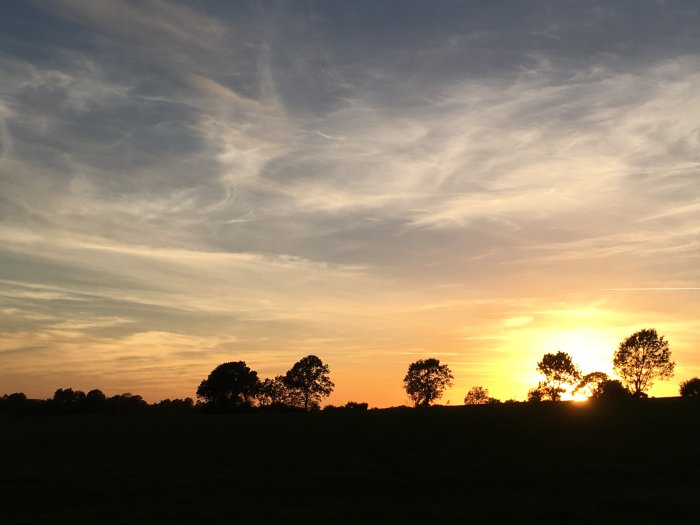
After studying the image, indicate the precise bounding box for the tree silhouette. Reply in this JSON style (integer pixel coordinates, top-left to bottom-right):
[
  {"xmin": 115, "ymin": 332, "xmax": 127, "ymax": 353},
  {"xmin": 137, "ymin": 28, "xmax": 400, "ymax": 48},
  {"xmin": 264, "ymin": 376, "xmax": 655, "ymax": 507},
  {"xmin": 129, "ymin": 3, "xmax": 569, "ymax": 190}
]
[
  {"xmin": 2, "ymin": 392, "xmax": 28, "ymax": 413},
  {"xmin": 574, "ymin": 372, "xmax": 610, "ymax": 398},
  {"xmin": 613, "ymin": 328, "xmax": 674, "ymax": 398},
  {"xmin": 593, "ymin": 379, "xmax": 630, "ymax": 400},
  {"xmin": 52, "ymin": 388, "xmax": 86, "ymax": 412},
  {"xmin": 464, "ymin": 386, "xmax": 498, "ymax": 405},
  {"xmin": 256, "ymin": 375, "xmax": 305, "ymax": 409},
  {"xmin": 344, "ymin": 401, "xmax": 369, "ymax": 410},
  {"xmin": 153, "ymin": 397, "xmax": 195, "ymax": 414},
  {"xmin": 527, "ymin": 386, "xmax": 546, "ymax": 402},
  {"xmin": 535, "ymin": 351, "xmax": 580, "ymax": 401},
  {"xmin": 196, "ymin": 361, "xmax": 260, "ymax": 409},
  {"xmin": 679, "ymin": 377, "xmax": 700, "ymax": 397},
  {"xmin": 85, "ymin": 389, "xmax": 107, "ymax": 412},
  {"xmin": 106, "ymin": 393, "xmax": 148, "ymax": 413},
  {"xmin": 403, "ymin": 358, "xmax": 453, "ymax": 407},
  {"xmin": 284, "ymin": 355, "xmax": 334, "ymax": 411}
]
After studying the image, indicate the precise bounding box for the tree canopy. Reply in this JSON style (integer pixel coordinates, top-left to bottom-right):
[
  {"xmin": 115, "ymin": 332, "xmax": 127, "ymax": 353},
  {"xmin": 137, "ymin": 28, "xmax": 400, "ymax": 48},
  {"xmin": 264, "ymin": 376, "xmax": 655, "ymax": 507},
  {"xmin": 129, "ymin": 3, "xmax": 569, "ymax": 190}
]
[
  {"xmin": 679, "ymin": 377, "xmax": 700, "ymax": 397},
  {"xmin": 464, "ymin": 386, "xmax": 498, "ymax": 405},
  {"xmin": 196, "ymin": 361, "xmax": 260, "ymax": 409},
  {"xmin": 403, "ymin": 358, "xmax": 453, "ymax": 407},
  {"xmin": 574, "ymin": 372, "xmax": 610, "ymax": 398},
  {"xmin": 283, "ymin": 355, "xmax": 334, "ymax": 411},
  {"xmin": 613, "ymin": 328, "xmax": 674, "ymax": 397},
  {"xmin": 535, "ymin": 351, "xmax": 580, "ymax": 401}
]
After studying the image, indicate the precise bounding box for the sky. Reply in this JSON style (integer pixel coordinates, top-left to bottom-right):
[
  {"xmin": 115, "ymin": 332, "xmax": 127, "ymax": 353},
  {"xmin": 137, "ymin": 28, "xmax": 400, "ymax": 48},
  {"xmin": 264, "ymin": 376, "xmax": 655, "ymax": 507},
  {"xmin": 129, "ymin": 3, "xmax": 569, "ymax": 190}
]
[{"xmin": 1, "ymin": 0, "xmax": 699, "ymax": 406}]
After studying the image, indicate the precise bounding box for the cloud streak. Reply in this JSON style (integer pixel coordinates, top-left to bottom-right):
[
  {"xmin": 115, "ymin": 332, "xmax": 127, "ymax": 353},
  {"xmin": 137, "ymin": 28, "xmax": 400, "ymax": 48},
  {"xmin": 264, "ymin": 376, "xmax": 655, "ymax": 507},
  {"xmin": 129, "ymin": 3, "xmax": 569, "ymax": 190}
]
[{"xmin": 1, "ymin": 1, "xmax": 699, "ymax": 404}]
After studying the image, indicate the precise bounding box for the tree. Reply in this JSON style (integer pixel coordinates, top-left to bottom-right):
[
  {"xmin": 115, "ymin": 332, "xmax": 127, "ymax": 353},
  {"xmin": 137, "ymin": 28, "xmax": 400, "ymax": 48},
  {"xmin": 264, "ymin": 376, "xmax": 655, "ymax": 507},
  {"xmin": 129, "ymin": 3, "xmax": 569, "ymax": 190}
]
[
  {"xmin": 593, "ymin": 379, "xmax": 631, "ymax": 400},
  {"xmin": 2, "ymin": 392, "xmax": 27, "ymax": 412},
  {"xmin": 85, "ymin": 389, "xmax": 107, "ymax": 412},
  {"xmin": 574, "ymin": 372, "xmax": 610, "ymax": 399},
  {"xmin": 52, "ymin": 388, "xmax": 86, "ymax": 412},
  {"xmin": 284, "ymin": 355, "xmax": 334, "ymax": 411},
  {"xmin": 536, "ymin": 351, "xmax": 580, "ymax": 401},
  {"xmin": 464, "ymin": 386, "xmax": 499, "ymax": 405},
  {"xmin": 527, "ymin": 386, "xmax": 546, "ymax": 402},
  {"xmin": 679, "ymin": 377, "xmax": 700, "ymax": 397},
  {"xmin": 256, "ymin": 375, "xmax": 305, "ymax": 409},
  {"xmin": 613, "ymin": 328, "xmax": 674, "ymax": 397},
  {"xmin": 153, "ymin": 397, "xmax": 195, "ymax": 414},
  {"xmin": 107, "ymin": 393, "xmax": 148, "ymax": 413},
  {"xmin": 196, "ymin": 361, "xmax": 260, "ymax": 409},
  {"xmin": 403, "ymin": 358, "xmax": 454, "ymax": 407},
  {"xmin": 344, "ymin": 401, "xmax": 369, "ymax": 410}
]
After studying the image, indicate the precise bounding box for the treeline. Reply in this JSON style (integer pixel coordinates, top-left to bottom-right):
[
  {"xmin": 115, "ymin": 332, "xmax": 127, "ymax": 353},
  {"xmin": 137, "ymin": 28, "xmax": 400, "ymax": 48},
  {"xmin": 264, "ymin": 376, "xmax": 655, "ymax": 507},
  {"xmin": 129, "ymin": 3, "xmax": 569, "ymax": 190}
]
[
  {"xmin": 462, "ymin": 328, "xmax": 700, "ymax": 406},
  {"xmin": 0, "ymin": 354, "xmax": 363, "ymax": 416},
  {"xmin": 0, "ymin": 389, "xmax": 196, "ymax": 416},
  {"xmin": 195, "ymin": 354, "xmax": 339, "ymax": 412},
  {"xmin": 3, "ymin": 329, "xmax": 700, "ymax": 416}
]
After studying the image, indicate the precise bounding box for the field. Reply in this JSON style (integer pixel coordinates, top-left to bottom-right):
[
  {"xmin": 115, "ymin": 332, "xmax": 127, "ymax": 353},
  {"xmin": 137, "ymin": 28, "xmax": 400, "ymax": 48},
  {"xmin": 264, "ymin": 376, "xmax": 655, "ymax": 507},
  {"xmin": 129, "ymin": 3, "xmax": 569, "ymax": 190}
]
[{"xmin": 1, "ymin": 398, "xmax": 698, "ymax": 524}]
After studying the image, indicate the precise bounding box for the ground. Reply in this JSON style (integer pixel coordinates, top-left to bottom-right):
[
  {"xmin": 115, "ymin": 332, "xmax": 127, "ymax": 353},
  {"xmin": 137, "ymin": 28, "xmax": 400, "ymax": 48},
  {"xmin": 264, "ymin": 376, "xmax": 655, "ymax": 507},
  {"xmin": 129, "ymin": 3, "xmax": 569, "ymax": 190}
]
[{"xmin": 1, "ymin": 398, "xmax": 698, "ymax": 523}]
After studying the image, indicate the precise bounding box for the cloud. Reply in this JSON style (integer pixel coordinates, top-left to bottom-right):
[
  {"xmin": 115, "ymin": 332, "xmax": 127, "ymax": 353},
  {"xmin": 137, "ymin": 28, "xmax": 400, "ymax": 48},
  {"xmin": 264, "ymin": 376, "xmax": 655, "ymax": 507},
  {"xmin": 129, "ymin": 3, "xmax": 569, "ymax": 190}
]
[{"xmin": 1, "ymin": 1, "xmax": 699, "ymax": 404}]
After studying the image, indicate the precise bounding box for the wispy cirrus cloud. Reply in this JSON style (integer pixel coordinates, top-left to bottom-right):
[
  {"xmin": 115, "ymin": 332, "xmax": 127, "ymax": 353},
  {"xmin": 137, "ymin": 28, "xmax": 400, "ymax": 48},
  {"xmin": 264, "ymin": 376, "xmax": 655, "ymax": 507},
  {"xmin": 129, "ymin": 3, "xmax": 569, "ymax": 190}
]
[{"xmin": 1, "ymin": 1, "xmax": 699, "ymax": 404}]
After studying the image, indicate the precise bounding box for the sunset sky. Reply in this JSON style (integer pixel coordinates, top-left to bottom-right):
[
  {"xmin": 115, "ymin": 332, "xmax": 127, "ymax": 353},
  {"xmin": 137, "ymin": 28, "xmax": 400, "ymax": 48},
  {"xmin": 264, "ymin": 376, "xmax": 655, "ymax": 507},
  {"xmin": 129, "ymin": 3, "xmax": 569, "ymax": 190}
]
[{"xmin": 1, "ymin": 0, "xmax": 699, "ymax": 406}]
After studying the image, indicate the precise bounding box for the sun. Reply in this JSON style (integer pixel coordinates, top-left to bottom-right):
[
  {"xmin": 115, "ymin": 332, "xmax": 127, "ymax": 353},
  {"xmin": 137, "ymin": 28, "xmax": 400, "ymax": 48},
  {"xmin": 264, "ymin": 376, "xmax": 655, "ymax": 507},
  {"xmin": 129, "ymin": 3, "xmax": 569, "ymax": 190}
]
[
  {"xmin": 566, "ymin": 390, "xmax": 590, "ymax": 402},
  {"xmin": 540, "ymin": 328, "xmax": 616, "ymax": 376}
]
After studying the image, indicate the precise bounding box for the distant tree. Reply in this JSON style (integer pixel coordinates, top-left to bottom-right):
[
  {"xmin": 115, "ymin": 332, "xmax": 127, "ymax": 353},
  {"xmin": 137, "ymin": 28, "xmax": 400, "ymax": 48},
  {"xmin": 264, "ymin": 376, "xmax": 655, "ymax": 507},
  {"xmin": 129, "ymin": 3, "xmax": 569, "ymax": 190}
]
[
  {"xmin": 574, "ymin": 372, "xmax": 610, "ymax": 398},
  {"xmin": 284, "ymin": 355, "xmax": 334, "ymax": 411},
  {"xmin": 593, "ymin": 379, "xmax": 631, "ymax": 400},
  {"xmin": 52, "ymin": 388, "xmax": 86, "ymax": 412},
  {"xmin": 85, "ymin": 389, "xmax": 107, "ymax": 412},
  {"xmin": 2, "ymin": 392, "xmax": 28, "ymax": 412},
  {"xmin": 613, "ymin": 329, "xmax": 674, "ymax": 397},
  {"xmin": 527, "ymin": 385, "xmax": 547, "ymax": 402},
  {"xmin": 536, "ymin": 352, "xmax": 581, "ymax": 401},
  {"xmin": 679, "ymin": 377, "xmax": 700, "ymax": 397},
  {"xmin": 403, "ymin": 358, "xmax": 454, "ymax": 407},
  {"xmin": 107, "ymin": 393, "xmax": 148, "ymax": 413},
  {"xmin": 344, "ymin": 401, "xmax": 369, "ymax": 410},
  {"xmin": 255, "ymin": 376, "xmax": 304, "ymax": 409},
  {"xmin": 464, "ymin": 386, "xmax": 499, "ymax": 405},
  {"xmin": 464, "ymin": 386, "xmax": 489, "ymax": 405},
  {"xmin": 152, "ymin": 397, "xmax": 195, "ymax": 414},
  {"xmin": 197, "ymin": 361, "xmax": 260, "ymax": 409}
]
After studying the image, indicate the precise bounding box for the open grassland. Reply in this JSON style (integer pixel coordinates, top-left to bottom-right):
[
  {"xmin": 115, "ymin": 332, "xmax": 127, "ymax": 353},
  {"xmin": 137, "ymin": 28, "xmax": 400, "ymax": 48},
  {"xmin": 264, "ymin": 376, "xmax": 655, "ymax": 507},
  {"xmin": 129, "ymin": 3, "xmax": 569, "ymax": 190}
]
[{"xmin": 1, "ymin": 398, "xmax": 698, "ymax": 524}]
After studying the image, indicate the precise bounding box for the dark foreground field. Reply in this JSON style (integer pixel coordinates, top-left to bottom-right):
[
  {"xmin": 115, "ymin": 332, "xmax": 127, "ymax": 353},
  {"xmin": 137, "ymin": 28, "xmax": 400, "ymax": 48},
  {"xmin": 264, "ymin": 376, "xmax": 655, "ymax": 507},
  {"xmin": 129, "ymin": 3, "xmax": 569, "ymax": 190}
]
[{"xmin": 1, "ymin": 399, "xmax": 698, "ymax": 524}]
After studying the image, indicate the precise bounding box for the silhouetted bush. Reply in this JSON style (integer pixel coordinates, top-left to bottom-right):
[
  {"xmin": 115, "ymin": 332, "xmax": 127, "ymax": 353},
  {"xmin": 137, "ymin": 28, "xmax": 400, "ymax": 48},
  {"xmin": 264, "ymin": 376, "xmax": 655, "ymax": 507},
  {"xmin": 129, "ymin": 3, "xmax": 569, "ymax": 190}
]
[
  {"xmin": 1, "ymin": 392, "xmax": 28, "ymax": 413},
  {"xmin": 344, "ymin": 401, "xmax": 368, "ymax": 410},
  {"xmin": 106, "ymin": 393, "xmax": 148, "ymax": 414},
  {"xmin": 152, "ymin": 398, "xmax": 195, "ymax": 414},
  {"xmin": 323, "ymin": 401, "xmax": 369, "ymax": 411},
  {"xmin": 591, "ymin": 380, "xmax": 631, "ymax": 400}
]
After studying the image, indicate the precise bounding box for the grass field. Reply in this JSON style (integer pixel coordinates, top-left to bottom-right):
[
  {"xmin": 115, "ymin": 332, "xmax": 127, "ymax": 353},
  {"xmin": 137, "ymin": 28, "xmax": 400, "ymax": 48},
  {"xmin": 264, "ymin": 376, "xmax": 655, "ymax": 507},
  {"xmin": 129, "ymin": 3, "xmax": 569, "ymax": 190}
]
[{"xmin": 1, "ymin": 398, "xmax": 698, "ymax": 524}]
